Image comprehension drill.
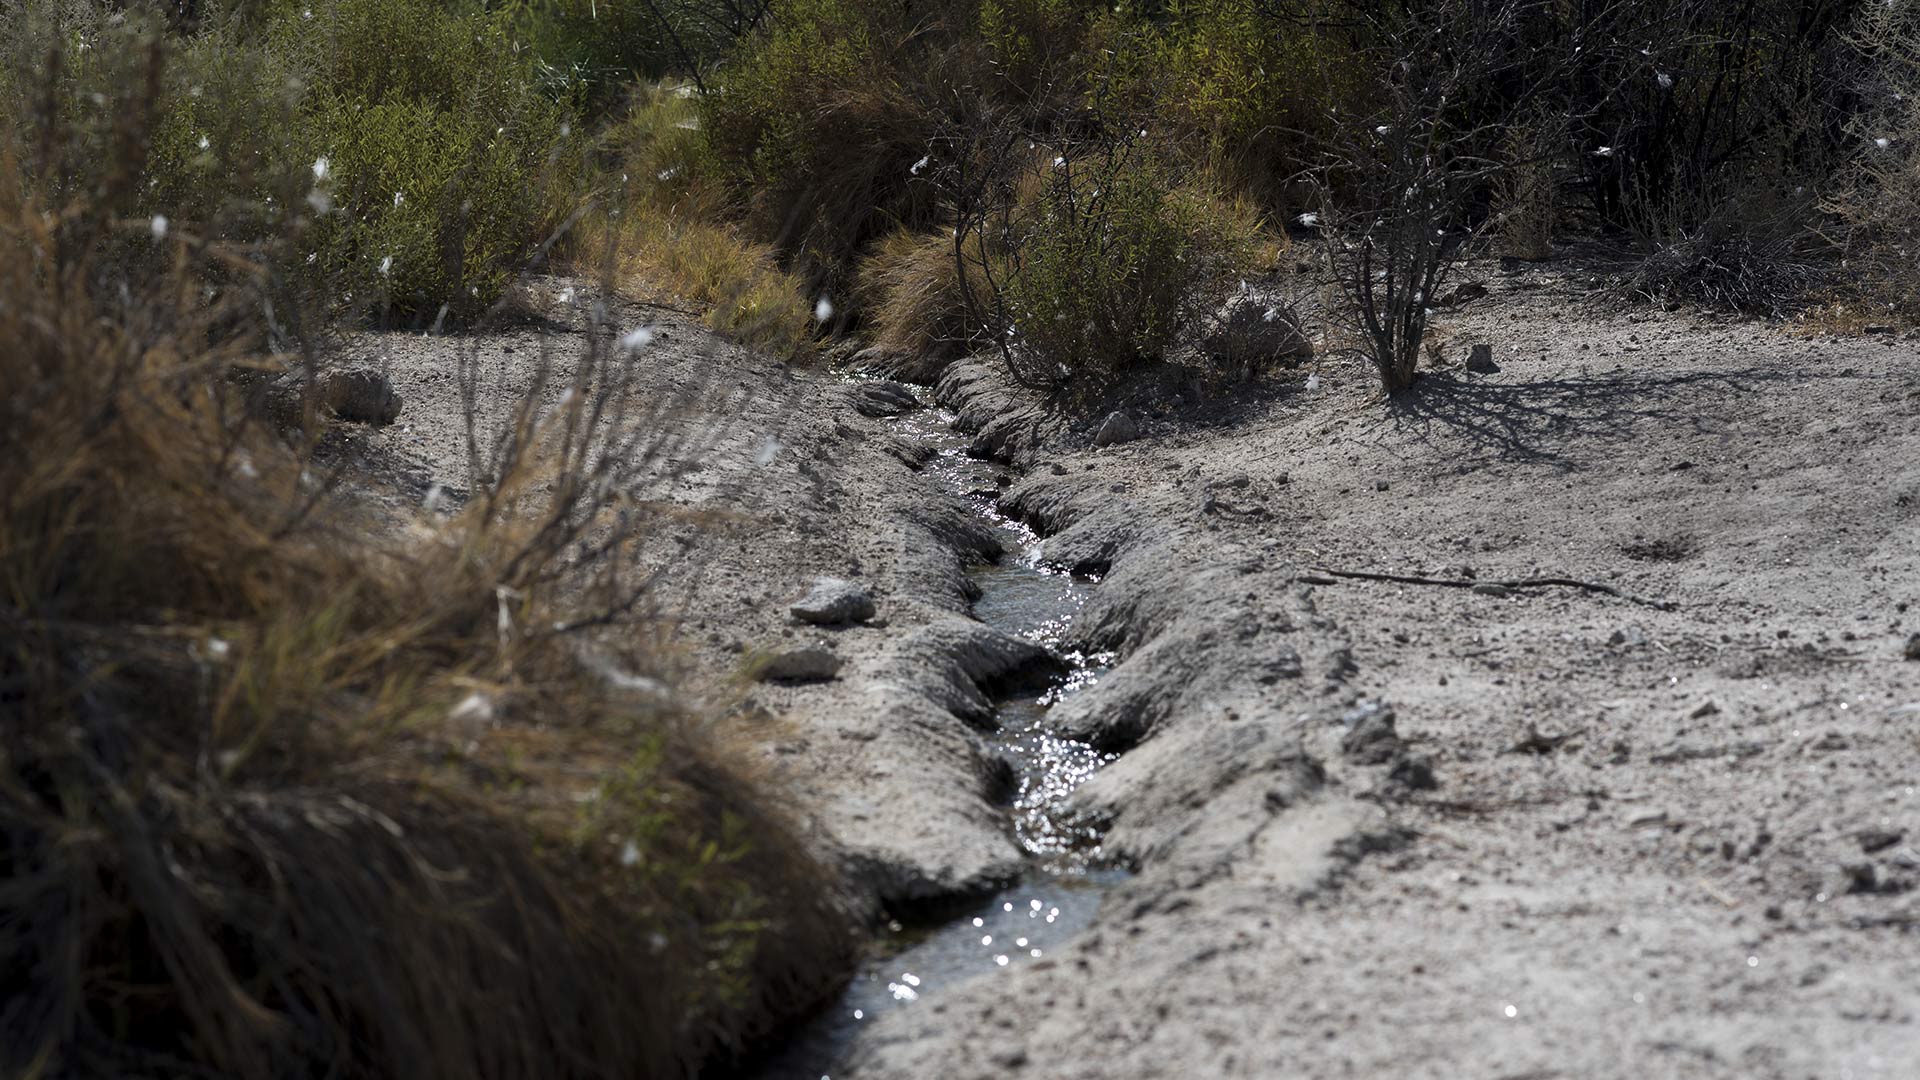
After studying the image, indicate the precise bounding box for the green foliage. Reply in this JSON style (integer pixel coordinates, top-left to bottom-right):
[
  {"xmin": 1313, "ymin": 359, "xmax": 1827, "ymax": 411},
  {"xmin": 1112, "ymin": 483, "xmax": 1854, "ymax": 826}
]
[
  {"xmin": 286, "ymin": 0, "xmax": 577, "ymax": 318},
  {"xmin": 1001, "ymin": 149, "xmax": 1261, "ymax": 377},
  {"xmin": 1095, "ymin": 0, "xmax": 1363, "ymax": 207},
  {"xmin": 978, "ymin": 0, "xmax": 1097, "ymax": 101},
  {"xmin": 2, "ymin": 0, "xmax": 577, "ymax": 321},
  {"xmin": 701, "ymin": 0, "xmax": 944, "ymax": 287},
  {"xmin": 601, "ymin": 81, "xmax": 725, "ymax": 215}
]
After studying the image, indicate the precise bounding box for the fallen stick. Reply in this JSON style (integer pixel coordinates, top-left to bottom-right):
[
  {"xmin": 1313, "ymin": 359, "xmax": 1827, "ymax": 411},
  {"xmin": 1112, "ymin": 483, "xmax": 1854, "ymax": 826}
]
[{"xmin": 1305, "ymin": 566, "xmax": 1677, "ymax": 611}]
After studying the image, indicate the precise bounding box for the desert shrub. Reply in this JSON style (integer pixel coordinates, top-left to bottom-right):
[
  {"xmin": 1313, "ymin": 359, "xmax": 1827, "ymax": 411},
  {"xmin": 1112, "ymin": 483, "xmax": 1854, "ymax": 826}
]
[
  {"xmin": 568, "ymin": 84, "xmax": 814, "ymax": 356},
  {"xmin": 575, "ymin": 201, "xmax": 816, "ymax": 357},
  {"xmin": 701, "ymin": 0, "xmax": 958, "ymax": 292},
  {"xmin": 1547, "ymin": 0, "xmax": 1860, "ymax": 233},
  {"xmin": 977, "ymin": 0, "xmax": 1098, "ymax": 108},
  {"xmin": 1, "ymin": 0, "xmax": 577, "ymax": 322},
  {"xmin": 0, "ymin": 60, "xmax": 847, "ymax": 1080},
  {"xmin": 996, "ymin": 145, "xmax": 1262, "ymax": 383},
  {"xmin": 1620, "ymin": 188, "xmax": 1821, "ymax": 317},
  {"xmin": 516, "ymin": 0, "xmax": 770, "ymax": 106},
  {"xmin": 1820, "ymin": 0, "xmax": 1920, "ymax": 320},
  {"xmin": 855, "ymin": 227, "xmax": 995, "ymax": 359},
  {"xmin": 601, "ymin": 80, "xmax": 729, "ymax": 218},
  {"xmin": 1142, "ymin": 0, "xmax": 1366, "ymax": 209},
  {"xmin": 282, "ymin": 0, "xmax": 578, "ymax": 319}
]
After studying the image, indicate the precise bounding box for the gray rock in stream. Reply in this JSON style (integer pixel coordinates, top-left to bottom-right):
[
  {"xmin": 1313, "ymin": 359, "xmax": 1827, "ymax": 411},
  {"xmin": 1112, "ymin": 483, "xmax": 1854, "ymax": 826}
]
[
  {"xmin": 791, "ymin": 577, "xmax": 876, "ymax": 625},
  {"xmin": 845, "ymin": 379, "xmax": 922, "ymax": 418}
]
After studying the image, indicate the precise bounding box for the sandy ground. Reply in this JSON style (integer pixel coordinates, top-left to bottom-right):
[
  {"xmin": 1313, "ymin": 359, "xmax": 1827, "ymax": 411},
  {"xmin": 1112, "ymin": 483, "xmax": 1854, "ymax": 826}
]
[
  {"xmin": 334, "ymin": 282, "xmax": 1053, "ymax": 917},
  {"xmin": 331, "ymin": 262, "xmax": 1920, "ymax": 1078},
  {"xmin": 845, "ymin": 260, "xmax": 1920, "ymax": 1079}
]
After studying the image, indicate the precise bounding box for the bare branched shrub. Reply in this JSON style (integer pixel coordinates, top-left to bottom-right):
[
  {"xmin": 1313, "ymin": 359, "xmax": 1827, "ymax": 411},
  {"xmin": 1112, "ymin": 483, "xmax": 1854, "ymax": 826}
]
[
  {"xmin": 1304, "ymin": 0, "xmax": 1541, "ymax": 394},
  {"xmin": 1821, "ymin": 0, "xmax": 1920, "ymax": 320}
]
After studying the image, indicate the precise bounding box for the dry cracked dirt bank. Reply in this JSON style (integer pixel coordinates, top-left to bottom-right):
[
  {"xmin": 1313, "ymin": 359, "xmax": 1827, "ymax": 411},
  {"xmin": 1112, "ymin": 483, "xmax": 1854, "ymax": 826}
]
[{"xmin": 344, "ymin": 267, "xmax": 1920, "ymax": 1079}]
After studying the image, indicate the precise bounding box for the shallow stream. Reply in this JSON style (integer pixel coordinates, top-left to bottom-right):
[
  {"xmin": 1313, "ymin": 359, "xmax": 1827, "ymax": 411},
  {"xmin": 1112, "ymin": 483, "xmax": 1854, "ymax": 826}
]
[{"xmin": 759, "ymin": 403, "xmax": 1125, "ymax": 1079}]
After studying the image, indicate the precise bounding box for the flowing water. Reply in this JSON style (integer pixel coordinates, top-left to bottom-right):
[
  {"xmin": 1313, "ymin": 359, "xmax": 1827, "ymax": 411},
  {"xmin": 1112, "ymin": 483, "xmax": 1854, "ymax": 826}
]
[{"xmin": 758, "ymin": 402, "xmax": 1126, "ymax": 1079}]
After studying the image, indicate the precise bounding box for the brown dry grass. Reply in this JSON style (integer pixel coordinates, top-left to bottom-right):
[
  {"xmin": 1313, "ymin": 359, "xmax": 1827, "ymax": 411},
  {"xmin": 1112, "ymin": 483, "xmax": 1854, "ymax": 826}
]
[
  {"xmin": 0, "ymin": 61, "xmax": 849, "ymax": 1079},
  {"xmin": 571, "ymin": 85, "xmax": 817, "ymax": 360},
  {"xmin": 574, "ymin": 203, "xmax": 818, "ymax": 360},
  {"xmin": 854, "ymin": 227, "xmax": 994, "ymax": 360}
]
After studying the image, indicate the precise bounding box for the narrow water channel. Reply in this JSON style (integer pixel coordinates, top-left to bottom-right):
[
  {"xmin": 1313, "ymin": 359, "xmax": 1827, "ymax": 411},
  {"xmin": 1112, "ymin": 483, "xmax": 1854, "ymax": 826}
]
[{"xmin": 756, "ymin": 401, "xmax": 1126, "ymax": 1079}]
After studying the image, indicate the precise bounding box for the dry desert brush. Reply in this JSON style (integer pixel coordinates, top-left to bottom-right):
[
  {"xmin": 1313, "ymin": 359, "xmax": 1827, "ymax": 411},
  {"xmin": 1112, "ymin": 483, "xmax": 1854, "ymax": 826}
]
[
  {"xmin": 0, "ymin": 107, "xmax": 848, "ymax": 1080},
  {"xmin": 1303, "ymin": 0, "xmax": 1557, "ymax": 394}
]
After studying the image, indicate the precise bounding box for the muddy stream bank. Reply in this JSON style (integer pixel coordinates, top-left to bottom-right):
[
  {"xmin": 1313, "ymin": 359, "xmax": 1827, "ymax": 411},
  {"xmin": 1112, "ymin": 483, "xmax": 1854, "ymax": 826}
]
[{"xmin": 757, "ymin": 400, "xmax": 1132, "ymax": 1079}]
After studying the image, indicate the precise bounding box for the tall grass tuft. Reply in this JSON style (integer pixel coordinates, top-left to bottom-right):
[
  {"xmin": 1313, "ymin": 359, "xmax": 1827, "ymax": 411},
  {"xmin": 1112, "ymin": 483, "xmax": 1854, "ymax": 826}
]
[{"xmin": 0, "ymin": 34, "xmax": 850, "ymax": 1080}]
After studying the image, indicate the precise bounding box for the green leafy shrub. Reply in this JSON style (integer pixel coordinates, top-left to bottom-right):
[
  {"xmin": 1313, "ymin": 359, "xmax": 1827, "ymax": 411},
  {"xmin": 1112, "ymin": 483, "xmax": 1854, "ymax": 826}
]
[
  {"xmin": 3, "ymin": 0, "xmax": 577, "ymax": 322},
  {"xmin": 978, "ymin": 0, "xmax": 1097, "ymax": 106},
  {"xmin": 601, "ymin": 80, "xmax": 727, "ymax": 217},
  {"xmin": 999, "ymin": 147, "xmax": 1261, "ymax": 380},
  {"xmin": 287, "ymin": 0, "xmax": 578, "ymax": 319},
  {"xmin": 702, "ymin": 0, "xmax": 947, "ymax": 290}
]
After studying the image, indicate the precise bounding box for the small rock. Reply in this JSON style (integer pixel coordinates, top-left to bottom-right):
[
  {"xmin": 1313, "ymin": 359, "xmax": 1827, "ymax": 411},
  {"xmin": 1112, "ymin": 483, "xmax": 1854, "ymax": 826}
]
[
  {"xmin": 1341, "ymin": 702, "xmax": 1403, "ymax": 766},
  {"xmin": 845, "ymin": 380, "xmax": 921, "ymax": 418},
  {"xmin": 1471, "ymin": 583, "xmax": 1514, "ymax": 598},
  {"xmin": 1375, "ymin": 480, "xmax": 1390, "ymax": 492},
  {"xmin": 1904, "ymin": 633, "xmax": 1920, "ymax": 661},
  {"xmin": 1859, "ymin": 828, "xmax": 1906, "ymax": 854},
  {"xmin": 1465, "ymin": 343, "xmax": 1499, "ymax": 374},
  {"xmin": 1844, "ymin": 861, "xmax": 1883, "ymax": 895},
  {"xmin": 1626, "ymin": 809, "xmax": 1669, "ymax": 829},
  {"xmin": 758, "ymin": 646, "xmax": 843, "ymax": 682},
  {"xmin": 1811, "ymin": 731, "xmax": 1850, "ymax": 752},
  {"xmin": 1610, "ymin": 625, "xmax": 1650, "ymax": 648},
  {"xmin": 790, "ymin": 577, "xmax": 876, "ymax": 625},
  {"xmin": 1094, "ymin": 411, "xmax": 1141, "ymax": 447},
  {"xmin": 1864, "ymin": 324, "xmax": 1895, "ymax": 335},
  {"xmin": 1389, "ymin": 752, "xmax": 1438, "ymax": 790},
  {"xmin": 1689, "ymin": 699, "xmax": 1721, "ymax": 719},
  {"xmin": 989, "ymin": 1047, "xmax": 1029, "ymax": 1070}
]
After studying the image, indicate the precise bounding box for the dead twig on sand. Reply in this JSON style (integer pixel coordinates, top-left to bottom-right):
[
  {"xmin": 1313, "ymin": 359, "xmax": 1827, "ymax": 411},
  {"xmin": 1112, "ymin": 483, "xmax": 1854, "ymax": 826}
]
[{"xmin": 1304, "ymin": 566, "xmax": 1677, "ymax": 611}]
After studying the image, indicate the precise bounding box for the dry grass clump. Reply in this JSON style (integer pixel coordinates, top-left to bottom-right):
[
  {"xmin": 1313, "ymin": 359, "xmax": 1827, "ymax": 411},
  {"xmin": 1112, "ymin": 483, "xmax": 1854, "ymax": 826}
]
[
  {"xmin": 1619, "ymin": 186, "xmax": 1822, "ymax": 319},
  {"xmin": 570, "ymin": 85, "xmax": 817, "ymax": 359},
  {"xmin": 575, "ymin": 204, "xmax": 817, "ymax": 360},
  {"xmin": 0, "ymin": 143, "xmax": 848, "ymax": 1077},
  {"xmin": 855, "ymin": 227, "xmax": 993, "ymax": 361}
]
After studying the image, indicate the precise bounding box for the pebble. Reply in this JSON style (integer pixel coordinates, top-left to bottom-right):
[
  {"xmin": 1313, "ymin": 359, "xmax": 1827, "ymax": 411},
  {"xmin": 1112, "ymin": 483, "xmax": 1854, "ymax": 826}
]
[{"xmin": 790, "ymin": 577, "xmax": 876, "ymax": 625}]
